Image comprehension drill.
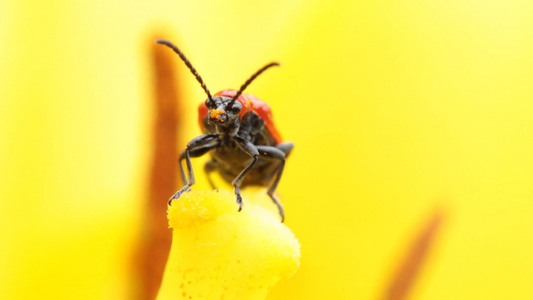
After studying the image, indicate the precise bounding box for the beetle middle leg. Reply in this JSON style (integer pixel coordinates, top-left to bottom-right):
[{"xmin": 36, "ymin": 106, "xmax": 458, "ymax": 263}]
[
  {"xmin": 169, "ymin": 134, "xmax": 219, "ymax": 205},
  {"xmin": 203, "ymin": 159, "xmax": 220, "ymax": 190}
]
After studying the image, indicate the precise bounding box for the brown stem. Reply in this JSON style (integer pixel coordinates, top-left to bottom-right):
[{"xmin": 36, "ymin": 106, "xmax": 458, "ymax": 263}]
[
  {"xmin": 131, "ymin": 36, "xmax": 182, "ymax": 300},
  {"xmin": 383, "ymin": 209, "xmax": 445, "ymax": 300}
]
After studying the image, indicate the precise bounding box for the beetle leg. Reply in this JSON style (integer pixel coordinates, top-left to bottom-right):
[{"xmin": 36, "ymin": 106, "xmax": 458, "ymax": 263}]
[
  {"xmin": 177, "ymin": 144, "xmax": 216, "ymax": 186},
  {"xmin": 170, "ymin": 149, "xmax": 193, "ymax": 204},
  {"xmin": 268, "ymin": 163, "xmax": 285, "ymax": 222},
  {"xmin": 233, "ymin": 137, "xmax": 260, "ymax": 211},
  {"xmin": 256, "ymin": 145, "xmax": 289, "ymax": 222},
  {"xmin": 276, "ymin": 142, "xmax": 294, "ymax": 158},
  {"xmin": 203, "ymin": 159, "xmax": 220, "ymax": 190},
  {"xmin": 169, "ymin": 134, "xmax": 219, "ymax": 205}
]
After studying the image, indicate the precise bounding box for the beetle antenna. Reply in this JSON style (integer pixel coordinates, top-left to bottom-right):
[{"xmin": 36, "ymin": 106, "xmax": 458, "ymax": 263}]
[
  {"xmin": 230, "ymin": 62, "xmax": 280, "ymax": 104},
  {"xmin": 156, "ymin": 39, "xmax": 213, "ymax": 101}
]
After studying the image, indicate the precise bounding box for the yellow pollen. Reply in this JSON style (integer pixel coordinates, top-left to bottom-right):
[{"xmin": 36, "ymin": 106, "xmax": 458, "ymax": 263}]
[{"xmin": 210, "ymin": 109, "xmax": 225, "ymax": 120}]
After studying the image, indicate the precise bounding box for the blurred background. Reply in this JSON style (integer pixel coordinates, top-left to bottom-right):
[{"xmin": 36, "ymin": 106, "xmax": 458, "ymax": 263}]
[{"xmin": 0, "ymin": 0, "xmax": 531, "ymax": 299}]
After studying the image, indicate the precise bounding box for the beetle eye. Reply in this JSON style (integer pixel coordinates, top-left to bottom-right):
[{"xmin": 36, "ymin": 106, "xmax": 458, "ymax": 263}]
[
  {"xmin": 205, "ymin": 98, "xmax": 214, "ymax": 108},
  {"xmin": 230, "ymin": 105, "xmax": 241, "ymax": 114}
]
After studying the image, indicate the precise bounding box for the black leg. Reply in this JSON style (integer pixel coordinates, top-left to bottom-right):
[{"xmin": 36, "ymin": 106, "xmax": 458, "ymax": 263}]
[
  {"xmin": 203, "ymin": 159, "xmax": 219, "ymax": 190},
  {"xmin": 169, "ymin": 149, "xmax": 193, "ymax": 204},
  {"xmin": 183, "ymin": 145, "xmax": 217, "ymax": 186},
  {"xmin": 233, "ymin": 137, "xmax": 260, "ymax": 211},
  {"xmin": 256, "ymin": 144, "xmax": 292, "ymax": 222},
  {"xmin": 267, "ymin": 161, "xmax": 286, "ymax": 222},
  {"xmin": 276, "ymin": 142, "xmax": 294, "ymax": 158},
  {"xmin": 169, "ymin": 134, "xmax": 219, "ymax": 205}
]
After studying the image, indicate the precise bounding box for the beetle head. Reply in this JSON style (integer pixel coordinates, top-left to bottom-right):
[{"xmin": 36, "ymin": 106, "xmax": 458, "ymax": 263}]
[
  {"xmin": 205, "ymin": 96, "xmax": 242, "ymax": 126},
  {"xmin": 155, "ymin": 39, "xmax": 280, "ymax": 126}
]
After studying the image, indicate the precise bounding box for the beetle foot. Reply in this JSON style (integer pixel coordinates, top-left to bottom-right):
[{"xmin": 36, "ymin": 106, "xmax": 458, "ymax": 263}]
[
  {"xmin": 168, "ymin": 185, "xmax": 191, "ymax": 205},
  {"xmin": 268, "ymin": 193, "xmax": 285, "ymax": 223},
  {"xmin": 234, "ymin": 187, "xmax": 243, "ymax": 212}
]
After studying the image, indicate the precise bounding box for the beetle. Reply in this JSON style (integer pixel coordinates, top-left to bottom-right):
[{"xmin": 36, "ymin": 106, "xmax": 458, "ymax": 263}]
[{"xmin": 156, "ymin": 39, "xmax": 293, "ymax": 222}]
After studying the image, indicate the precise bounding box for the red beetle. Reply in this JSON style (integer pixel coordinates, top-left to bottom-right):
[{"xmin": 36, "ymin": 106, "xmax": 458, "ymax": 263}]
[{"xmin": 157, "ymin": 39, "xmax": 293, "ymax": 222}]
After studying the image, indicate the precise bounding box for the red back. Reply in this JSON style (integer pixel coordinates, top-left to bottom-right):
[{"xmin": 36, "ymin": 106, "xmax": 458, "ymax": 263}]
[{"xmin": 198, "ymin": 89, "xmax": 282, "ymax": 144}]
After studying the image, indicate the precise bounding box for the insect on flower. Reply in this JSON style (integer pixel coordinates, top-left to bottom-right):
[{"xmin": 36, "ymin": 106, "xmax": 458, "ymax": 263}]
[{"xmin": 157, "ymin": 39, "xmax": 293, "ymax": 222}]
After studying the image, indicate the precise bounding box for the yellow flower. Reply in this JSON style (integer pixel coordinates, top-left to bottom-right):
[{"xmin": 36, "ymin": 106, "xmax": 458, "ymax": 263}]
[
  {"xmin": 158, "ymin": 190, "xmax": 300, "ymax": 299},
  {"xmin": 1, "ymin": 0, "xmax": 531, "ymax": 299}
]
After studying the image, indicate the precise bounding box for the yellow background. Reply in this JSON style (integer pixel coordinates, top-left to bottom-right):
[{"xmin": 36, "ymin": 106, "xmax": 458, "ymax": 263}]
[{"xmin": 1, "ymin": 0, "xmax": 531, "ymax": 299}]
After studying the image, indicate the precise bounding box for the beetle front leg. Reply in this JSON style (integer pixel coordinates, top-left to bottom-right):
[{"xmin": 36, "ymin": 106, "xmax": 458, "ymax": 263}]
[
  {"xmin": 179, "ymin": 144, "xmax": 217, "ymax": 185},
  {"xmin": 233, "ymin": 137, "xmax": 260, "ymax": 211},
  {"xmin": 169, "ymin": 149, "xmax": 193, "ymax": 204},
  {"xmin": 169, "ymin": 134, "xmax": 219, "ymax": 205}
]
